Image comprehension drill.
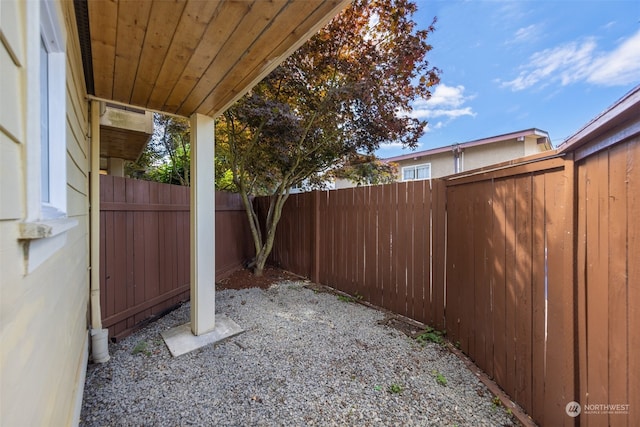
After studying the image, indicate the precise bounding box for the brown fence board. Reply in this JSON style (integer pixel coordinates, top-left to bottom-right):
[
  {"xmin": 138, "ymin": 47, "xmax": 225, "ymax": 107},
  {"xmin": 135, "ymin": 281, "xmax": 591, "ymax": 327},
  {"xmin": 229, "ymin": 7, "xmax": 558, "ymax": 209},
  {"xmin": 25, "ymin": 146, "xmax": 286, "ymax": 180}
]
[
  {"xmin": 445, "ymin": 184, "xmax": 462, "ymax": 347},
  {"xmin": 432, "ymin": 179, "xmax": 446, "ymax": 330},
  {"xmin": 514, "ymin": 175, "xmax": 533, "ymax": 413},
  {"xmin": 353, "ymin": 187, "xmax": 364, "ymax": 299},
  {"xmin": 585, "ymin": 152, "xmax": 610, "ymax": 426},
  {"xmin": 363, "ymin": 186, "xmax": 377, "ymax": 303},
  {"xmin": 407, "ymin": 182, "xmax": 419, "ymax": 322},
  {"xmin": 608, "ymin": 143, "xmax": 629, "ymax": 427},
  {"xmin": 411, "ymin": 181, "xmax": 426, "ymax": 323},
  {"xmin": 491, "ymin": 179, "xmax": 507, "ymax": 391},
  {"xmin": 628, "ymin": 139, "xmax": 640, "ymax": 424},
  {"xmin": 576, "ymin": 160, "xmax": 589, "ymax": 424},
  {"xmin": 395, "ymin": 182, "xmax": 408, "ymax": 317},
  {"xmin": 503, "ymin": 178, "xmax": 517, "ymax": 400},
  {"xmin": 460, "ymin": 183, "xmax": 475, "ymax": 357},
  {"xmin": 373, "ymin": 185, "xmax": 387, "ymax": 308},
  {"xmin": 531, "ymin": 173, "xmax": 546, "ymax": 420},
  {"xmin": 125, "ymin": 210, "xmax": 135, "ymax": 331},
  {"xmin": 543, "ymin": 170, "xmax": 573, "ymax": 425},
  {"xmin": 472, "ymin": 181, "xmax": 487, "ymax": 373}
]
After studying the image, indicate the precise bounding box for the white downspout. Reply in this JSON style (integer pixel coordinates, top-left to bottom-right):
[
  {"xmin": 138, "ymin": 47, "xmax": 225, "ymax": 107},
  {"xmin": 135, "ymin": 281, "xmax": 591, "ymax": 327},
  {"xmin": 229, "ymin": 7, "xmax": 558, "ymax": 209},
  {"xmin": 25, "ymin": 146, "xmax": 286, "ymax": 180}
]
[{"xmin": 89, "ymin": 100, "xmax": 109, "ymax": 363}]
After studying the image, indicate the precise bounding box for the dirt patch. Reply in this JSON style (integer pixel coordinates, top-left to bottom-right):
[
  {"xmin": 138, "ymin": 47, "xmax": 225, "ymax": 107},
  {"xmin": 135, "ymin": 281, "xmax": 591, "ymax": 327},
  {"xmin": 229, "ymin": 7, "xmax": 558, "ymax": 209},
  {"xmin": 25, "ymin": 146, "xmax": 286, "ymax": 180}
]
[{"xmin": 216, "ymin": 266, "xmax": 303, "ymax": 290}]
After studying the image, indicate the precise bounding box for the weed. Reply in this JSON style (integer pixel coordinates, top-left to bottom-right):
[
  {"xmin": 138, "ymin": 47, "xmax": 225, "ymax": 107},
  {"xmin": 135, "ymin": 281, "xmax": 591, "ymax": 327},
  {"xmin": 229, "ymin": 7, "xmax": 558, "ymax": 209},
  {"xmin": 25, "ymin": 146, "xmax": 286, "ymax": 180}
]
[
  {"xmin": 337, "ymin": 295, "xmax": 353, "ymax": 303},
  {"xmin": 374, "ymin": 385, "xmax": 382, "ymax": 392},
  {"xmin": 416, "ymin": 326, "xmax": 445, "ymax": 346},
  {"xmin": 455, "ymin": 340, "xmax": 461, "ymax": 349},
  {"xmin": 432, "ymin": 370, "xmax": 447, "ymax": 386},
  {"xmin": 506, "ymin": 408, "xmax": 513, "ymax": 416},
  {"xmin": 131, "ymin": 340, "xmax": 151, "ymax": 356},
  {"xmin": 388, "ymin": 384, "xmax": 403, "ymax": 394},
  {"xmin": 490, "ymin": 396, "xmax": 504, "ymax": 412},
  {"xmin": 337, "ymin": 292, "xmax": 363, "ymax": 303}
]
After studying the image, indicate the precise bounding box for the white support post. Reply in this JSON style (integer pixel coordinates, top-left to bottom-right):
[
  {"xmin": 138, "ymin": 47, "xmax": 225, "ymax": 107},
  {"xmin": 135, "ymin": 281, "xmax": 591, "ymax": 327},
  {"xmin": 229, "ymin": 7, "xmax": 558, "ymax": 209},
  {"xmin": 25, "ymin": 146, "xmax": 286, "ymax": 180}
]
[
  {"xmin": 189, "ymin": 113, "xmax": 216, "ymax": 335},
  {"xmin": 162, "ymin": 113, "xmax": 241, "ymax": 356}
]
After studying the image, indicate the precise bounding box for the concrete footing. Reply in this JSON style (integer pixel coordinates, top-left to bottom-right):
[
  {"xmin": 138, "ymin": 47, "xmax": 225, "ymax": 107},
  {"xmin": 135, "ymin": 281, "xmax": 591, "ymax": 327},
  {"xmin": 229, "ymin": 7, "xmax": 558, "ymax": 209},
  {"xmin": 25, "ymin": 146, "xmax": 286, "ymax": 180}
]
[{"xmin": 161, "ymin": 314, "xmax": 243, "ymax": 357}]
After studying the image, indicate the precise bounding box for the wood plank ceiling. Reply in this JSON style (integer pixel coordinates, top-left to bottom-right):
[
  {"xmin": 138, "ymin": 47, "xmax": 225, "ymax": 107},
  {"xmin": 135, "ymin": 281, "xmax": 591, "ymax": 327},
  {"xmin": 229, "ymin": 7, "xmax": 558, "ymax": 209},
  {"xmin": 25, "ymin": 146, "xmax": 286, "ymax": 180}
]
[{"xmin": 82, "ymin": 0, "xmax": 349, "ymax": 119}]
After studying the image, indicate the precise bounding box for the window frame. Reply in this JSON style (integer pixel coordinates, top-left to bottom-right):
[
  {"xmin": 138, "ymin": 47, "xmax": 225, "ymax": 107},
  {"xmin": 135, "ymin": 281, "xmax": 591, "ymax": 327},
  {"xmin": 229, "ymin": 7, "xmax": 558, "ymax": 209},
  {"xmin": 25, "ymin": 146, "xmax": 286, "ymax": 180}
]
[
  {"xmin": 401, "ymin": 163, "xmax": 431, "ymax": 181},
  {"xmin": 18, "ymin": 0, "xmax": 76, "ymax": 273},
  {"xmin": 39, "ymin": 0, "xmax": 67, "ymax": 219}
]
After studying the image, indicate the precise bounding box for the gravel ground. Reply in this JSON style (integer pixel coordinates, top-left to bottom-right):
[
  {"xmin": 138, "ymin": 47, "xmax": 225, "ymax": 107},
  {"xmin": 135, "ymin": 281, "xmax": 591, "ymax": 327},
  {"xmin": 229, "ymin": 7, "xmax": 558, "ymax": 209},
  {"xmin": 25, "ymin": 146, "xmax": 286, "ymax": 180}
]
[{"xmin": 81, "ymin": 281, "xmax": 516, "ymax": 426}]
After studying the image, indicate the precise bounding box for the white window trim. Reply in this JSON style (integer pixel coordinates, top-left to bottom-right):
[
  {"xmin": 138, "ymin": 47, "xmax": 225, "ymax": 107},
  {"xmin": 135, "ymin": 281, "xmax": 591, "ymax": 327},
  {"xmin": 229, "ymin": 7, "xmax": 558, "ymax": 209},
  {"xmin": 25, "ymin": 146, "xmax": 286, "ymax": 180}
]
[
  {"xmin": 19, "ymin": 0, "xmax": 76, "ymax": 272},
  {"xmin": 401, "ymin": 163, "xmax": 431, "ymax": 181},
  {"xmin": 39, "ymin": 0, "xmax": 67, "ymax": 218}
]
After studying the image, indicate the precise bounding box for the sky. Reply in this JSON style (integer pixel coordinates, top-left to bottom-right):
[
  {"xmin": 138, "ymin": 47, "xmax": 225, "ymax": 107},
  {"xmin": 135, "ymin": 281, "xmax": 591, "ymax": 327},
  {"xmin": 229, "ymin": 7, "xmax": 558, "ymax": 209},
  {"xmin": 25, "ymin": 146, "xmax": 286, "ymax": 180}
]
[{"xmin": 375, "ymin": 0, "xmax": 640, "ymax": 158}]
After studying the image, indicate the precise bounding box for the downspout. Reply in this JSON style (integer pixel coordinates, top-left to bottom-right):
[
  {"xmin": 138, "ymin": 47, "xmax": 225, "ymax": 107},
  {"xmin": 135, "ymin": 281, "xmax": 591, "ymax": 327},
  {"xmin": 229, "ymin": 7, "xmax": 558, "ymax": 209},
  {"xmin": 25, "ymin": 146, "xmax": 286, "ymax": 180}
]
[
  {"xmin": 452, "ymin": 143, "xmax": 461, "ymax": 174},
  {"xmin": 89, "ymin": 100, "xmax": 109, "ymax": 363}
]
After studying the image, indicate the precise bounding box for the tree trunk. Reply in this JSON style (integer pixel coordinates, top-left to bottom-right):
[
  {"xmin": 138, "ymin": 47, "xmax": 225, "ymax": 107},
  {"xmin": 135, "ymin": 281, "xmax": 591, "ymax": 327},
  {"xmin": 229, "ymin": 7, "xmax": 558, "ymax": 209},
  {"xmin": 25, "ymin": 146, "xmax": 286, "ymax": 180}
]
[
  {"xmin": 253, "ymin": 253, "xmax": 267, "ymax": 276},
  {"xmin": 249, "ymin": 191, "xmax": 289, "ymax": 277}
]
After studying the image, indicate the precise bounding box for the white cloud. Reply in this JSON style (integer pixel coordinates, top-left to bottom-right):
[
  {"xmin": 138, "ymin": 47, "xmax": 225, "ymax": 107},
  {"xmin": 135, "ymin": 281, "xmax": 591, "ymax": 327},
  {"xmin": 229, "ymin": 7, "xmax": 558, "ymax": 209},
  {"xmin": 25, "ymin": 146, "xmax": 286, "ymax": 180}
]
[
  {"xmin": 588, "ymin": 30, "xmax": 640, "ymax": 86},
  {"xmin": 425, "ymin": 121, "xmax": 444, "ymax": 132},
  {"xmin": 379, "ymin": 141, "xmax": 422, "ymax": 150},
  {"xmin": 509, "ymin": 24, "xmax": 541, "ymax": 44},
  {"xmin": 500, "ymin": 29, "xmax": 640, "ymax": 91},
  {"xmin": 409, "ymin": 84, "xmax": 476, "ymax": 120}
]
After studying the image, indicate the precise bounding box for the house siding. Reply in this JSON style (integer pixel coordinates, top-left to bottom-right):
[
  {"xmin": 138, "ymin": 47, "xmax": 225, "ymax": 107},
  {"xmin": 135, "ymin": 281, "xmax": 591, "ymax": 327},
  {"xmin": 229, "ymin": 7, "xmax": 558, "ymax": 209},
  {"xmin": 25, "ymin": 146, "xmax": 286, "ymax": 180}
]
[
  {"xmin": 397, "ymin": 151, "xmax": 455, "ymax": 180},
  {"xmin": 395, "ymin": 140, "xmax": 528, "ymax": 181},
  {"xmin": 0, "ymin": 1, "xmax": 91, "ymax": 426},
  {"xmin": 462, "ymin": 138, "xmax": 523, "ymax": 171}
]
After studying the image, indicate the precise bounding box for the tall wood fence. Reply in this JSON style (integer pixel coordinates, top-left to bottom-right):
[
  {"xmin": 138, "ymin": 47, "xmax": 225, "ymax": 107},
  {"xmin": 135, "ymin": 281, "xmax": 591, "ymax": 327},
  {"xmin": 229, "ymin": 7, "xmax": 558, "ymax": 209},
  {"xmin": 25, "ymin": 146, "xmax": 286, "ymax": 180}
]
[
  {"xmin": 258, "ymin": 181, "xmax": 446, "ymax": 328},
  {"xmin": 258, "ymin": 133, "xmax": 639, "ymax": 425},
  {"xmin": 445, "ymin": 154, "xmax": 575, "ymax": 425},
  {"xmin": 575, "ymin": 137, "xmax": 639, "ymax": 427},
  {"xmin": 100, "ymin": 176, "xmax": 252, "ymax": 339}
]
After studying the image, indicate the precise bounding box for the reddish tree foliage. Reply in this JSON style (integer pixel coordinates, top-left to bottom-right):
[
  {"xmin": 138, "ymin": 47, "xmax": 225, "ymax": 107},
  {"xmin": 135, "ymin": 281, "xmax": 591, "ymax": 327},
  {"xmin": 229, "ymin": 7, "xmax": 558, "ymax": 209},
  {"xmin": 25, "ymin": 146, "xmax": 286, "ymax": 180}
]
[{"xmin": 217, "ymin": 0, "xmax": 440, "ymax": 275}]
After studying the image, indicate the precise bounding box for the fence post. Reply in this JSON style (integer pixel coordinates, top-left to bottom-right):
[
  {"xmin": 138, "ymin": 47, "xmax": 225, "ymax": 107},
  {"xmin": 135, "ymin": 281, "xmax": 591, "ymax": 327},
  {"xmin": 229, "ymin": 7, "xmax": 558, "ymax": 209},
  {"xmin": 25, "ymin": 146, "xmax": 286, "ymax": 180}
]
[
  {"xmin": 312, "ymin": 190, "xmax": 321, "ymax": 284},
  {"xmin": 432, "ymin": 179, "xmax": 447, "ymax": 331}
]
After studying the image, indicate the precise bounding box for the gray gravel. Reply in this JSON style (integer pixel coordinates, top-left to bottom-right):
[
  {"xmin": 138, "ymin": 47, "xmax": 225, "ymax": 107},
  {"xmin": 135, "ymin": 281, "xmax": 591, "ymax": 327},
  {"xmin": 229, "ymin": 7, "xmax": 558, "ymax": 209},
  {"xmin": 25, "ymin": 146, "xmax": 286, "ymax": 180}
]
[{"xmin": 80, "ymin": 280, "xmax": 516, "ymax": 426}]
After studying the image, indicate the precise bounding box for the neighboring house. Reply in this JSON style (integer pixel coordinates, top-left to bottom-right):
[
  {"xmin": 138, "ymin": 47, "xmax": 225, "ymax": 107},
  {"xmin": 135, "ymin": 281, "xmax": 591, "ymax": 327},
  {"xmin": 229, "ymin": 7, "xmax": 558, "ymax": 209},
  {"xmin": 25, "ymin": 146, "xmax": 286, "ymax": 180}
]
[
  {"xmin": 335, "ymin": 128, "xmax": 552, "ymax": 188},
  {"xmin": 0, "ymin": 1, "xmax": 348, "ymax": 425},
  {"xmin": 389, "ymin": 129, "xmax": 552, "ymax": 181}
]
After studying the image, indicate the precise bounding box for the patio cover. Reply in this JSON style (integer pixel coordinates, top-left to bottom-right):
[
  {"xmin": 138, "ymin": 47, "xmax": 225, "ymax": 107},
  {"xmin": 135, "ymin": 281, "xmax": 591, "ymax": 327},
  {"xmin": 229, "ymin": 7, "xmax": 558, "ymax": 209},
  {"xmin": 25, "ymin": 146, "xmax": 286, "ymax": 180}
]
[
  {"xmin": 76, "ymin": 0, "xmax": 350, "ymax": 345},
  {"xmin": 76, "ymin": 0, "xmax": 348, "ymax": 118}
]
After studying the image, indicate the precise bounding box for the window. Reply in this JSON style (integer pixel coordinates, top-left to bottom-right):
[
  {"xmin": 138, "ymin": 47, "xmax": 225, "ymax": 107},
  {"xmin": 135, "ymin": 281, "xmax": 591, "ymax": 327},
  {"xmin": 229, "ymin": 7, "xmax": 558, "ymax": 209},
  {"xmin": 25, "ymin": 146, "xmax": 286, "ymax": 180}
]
[
  {"xmin": 402, "ymin": 164, "xmax": 431, "ymax": 181},
  {"xmin": 18, "ymin": 0, "xmax": 74, "ymax": 272},
  {"xmin": 39, "ymin": 0, "xmax": 67, "ymax": 218}
]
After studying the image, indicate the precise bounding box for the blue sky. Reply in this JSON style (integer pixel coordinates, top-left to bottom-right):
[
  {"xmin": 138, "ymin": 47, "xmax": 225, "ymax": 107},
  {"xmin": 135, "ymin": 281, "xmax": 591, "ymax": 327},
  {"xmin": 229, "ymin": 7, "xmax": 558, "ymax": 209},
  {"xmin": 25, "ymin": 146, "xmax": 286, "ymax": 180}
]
[{"xmin": 376, "ymin": 0, "xmax": 640, "ymax": 158}]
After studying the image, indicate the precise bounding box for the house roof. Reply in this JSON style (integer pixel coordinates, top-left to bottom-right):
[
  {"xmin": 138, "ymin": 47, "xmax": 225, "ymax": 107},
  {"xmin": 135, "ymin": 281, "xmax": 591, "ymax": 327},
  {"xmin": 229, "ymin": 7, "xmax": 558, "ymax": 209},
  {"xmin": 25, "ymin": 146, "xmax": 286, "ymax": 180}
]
[
  {"xmin": 558, "ymin": 84, "xmax": 640, "ymax": 158},
  {"xmin": 383, "ymin": 128, "xmax": 550, "ymax": 162},
  {"xmin": 74, "ymin": 0, "xmax": 349, "ymax": 119}
]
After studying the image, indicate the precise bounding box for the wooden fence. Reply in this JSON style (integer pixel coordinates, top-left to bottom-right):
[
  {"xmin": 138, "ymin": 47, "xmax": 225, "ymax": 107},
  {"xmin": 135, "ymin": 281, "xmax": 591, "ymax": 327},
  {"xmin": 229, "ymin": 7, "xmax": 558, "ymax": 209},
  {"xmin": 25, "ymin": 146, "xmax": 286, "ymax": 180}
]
[
  {"xmin": 259, "ymin": 130, "xmax": 639, "ymax": 425},
  {"xmin": 444, "ymin": 154, "xmax": 575, "ymax": 425},
  {"xmin": 100, "ymin": 176, "xmax": 252, "ymax": 340},
  {"xmin": 258, "ymin": 180, "xmax": 446, "ymax": 328},
  {"xmin": 575, "ymin": 137, "xmax": 639, "ymax": 427}
]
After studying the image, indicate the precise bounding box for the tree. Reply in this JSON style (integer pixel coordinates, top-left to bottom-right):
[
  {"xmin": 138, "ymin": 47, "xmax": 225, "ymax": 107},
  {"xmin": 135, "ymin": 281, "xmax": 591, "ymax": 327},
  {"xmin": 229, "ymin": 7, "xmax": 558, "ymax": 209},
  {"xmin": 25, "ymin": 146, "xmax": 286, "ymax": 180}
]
[
  {"xmin": 126, "ymin": 114, "xmax": 191, "ymax": 186},
  {"xmin": 216, "ymin": 0, "xmax": 440, "ymax": 276},
  {"xmin": 330, "ymin": 153, "xmax": 399, "ymax": 186}
]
